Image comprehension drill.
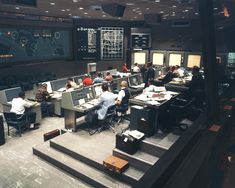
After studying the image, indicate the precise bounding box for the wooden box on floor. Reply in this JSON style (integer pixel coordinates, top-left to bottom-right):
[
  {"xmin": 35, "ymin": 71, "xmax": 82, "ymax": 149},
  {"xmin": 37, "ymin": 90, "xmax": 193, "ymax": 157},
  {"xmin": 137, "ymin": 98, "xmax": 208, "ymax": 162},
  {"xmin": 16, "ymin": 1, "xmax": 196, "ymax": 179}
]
[
  {"xmin": 43, "ymin": 129, "xmax": 60, "ymax": 141},
  {"xmin": 103, "ymin": 155, "xmax": 129, "ymax": 173}
]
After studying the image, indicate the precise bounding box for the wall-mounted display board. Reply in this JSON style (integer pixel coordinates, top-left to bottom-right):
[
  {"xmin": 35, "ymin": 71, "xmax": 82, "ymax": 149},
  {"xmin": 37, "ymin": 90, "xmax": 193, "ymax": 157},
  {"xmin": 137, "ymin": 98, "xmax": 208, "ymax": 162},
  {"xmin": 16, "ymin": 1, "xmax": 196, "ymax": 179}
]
[
  {"xmin": 187, "ymin": 54, "xmax": 201, "ymax": 68},
  {"xmin": 152, "ymin": 52, "xmax": 164, "ymax": 66},
  {"xmin": 132, "ymin": 51, "xmax": 147, "ymax": 65},
  {"xmin": 227, "ymin": 52, "xmax": 235, "ymax": 66},
  {"xmin": 76, "ymin": 27, "xmax": 100, "ymax": 60},
  {"xmin": 0, "ymin": 27, "xmax": 71, "ymax": 64},
  {"xmin": 131, "ymin": 34, "xmax": 151, "ymax": 49},
  {"xmin": 76, "ymin": 27, "xmax": 124, "ymax": 60},
  {"xmin": 169, "ymin": 53, "xmax": 182, "ymax": 66},
  {"xmin": 130, "ymin": 28, "xmax": 151, "ymax": 49},
  {"xmin": 100, "ymin": 27, "xmax": 124, "ymax": 60}
]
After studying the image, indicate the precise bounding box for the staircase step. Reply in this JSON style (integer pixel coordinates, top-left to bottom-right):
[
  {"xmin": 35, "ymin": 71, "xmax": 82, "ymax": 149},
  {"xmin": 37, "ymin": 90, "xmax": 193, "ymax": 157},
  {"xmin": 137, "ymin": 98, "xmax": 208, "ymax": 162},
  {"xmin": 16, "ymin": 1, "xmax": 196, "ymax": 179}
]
[
  {"xmin": 140, "ymin": 139, "xmax": 166, "ymax": 157},
  {"xmin": 113, "ymin": 148, "xmax": 159, "ymax": 171},
  {"xmin": 50, "ymin": 134, "xmax": 144, "ymax": 184},
  {"xmin": 33, "ymin": 144, "xmax": 131, "ymax": 188}
]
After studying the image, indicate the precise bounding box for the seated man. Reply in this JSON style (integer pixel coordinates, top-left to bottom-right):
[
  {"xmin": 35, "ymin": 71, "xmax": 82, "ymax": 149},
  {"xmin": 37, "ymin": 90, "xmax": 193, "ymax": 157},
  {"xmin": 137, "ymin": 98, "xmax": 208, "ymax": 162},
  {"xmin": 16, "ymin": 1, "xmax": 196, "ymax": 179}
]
[
  {"xmin": 133, "ymin": 63, "xmax": 140, "ymax": 73},
  {"xmin": 105, "ymin": 72, "xmax": 113, "ymax": 81},
  {"xmin": 86, "ymin": 84, "xmax": 117, "ymax": 132},
  {"xmin": 93, "ymin": 72, "xmax": 104, "ymax": 84},
  {"xmin": 11, "ymin": 91, "xmax": 38, "ymax": 129},
  {"xmin": 35, "ymin": 83, "xmax": 54, "ymax": 116},
  {"xmin": 116, "ymin": 81, "xmax": 131, "ymax": 114},
  {"xmin": 83, "ymin": 74, "xmax": 93, "ymax": 86},
  {"xmin": 66, "ymin": 77, "xmax": 77, "ymax": 88},
  {"xmin": 65, "ymin": 83, "xmax": 74, "ymax": 92}
]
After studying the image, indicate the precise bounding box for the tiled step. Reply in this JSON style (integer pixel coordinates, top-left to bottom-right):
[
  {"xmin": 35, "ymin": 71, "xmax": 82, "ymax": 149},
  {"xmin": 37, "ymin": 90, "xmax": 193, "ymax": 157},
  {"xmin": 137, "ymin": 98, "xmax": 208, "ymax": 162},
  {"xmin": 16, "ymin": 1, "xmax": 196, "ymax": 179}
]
[
  {"xmin": 50, "ymin": 134, "xmax": 145, "ymax": 185},
  {"xmin": 113, "ymin": 148, "xmax": 159, "ymax": 171},
  {"xmin": 33, "ymin": 144, "xmax": 131, "ymax": 188}
]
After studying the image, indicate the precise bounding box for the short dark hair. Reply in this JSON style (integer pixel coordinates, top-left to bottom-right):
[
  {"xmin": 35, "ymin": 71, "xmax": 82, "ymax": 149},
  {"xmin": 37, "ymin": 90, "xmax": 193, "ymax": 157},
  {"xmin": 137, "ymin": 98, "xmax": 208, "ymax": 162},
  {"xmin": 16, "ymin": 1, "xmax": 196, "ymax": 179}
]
[
  {"xmin": 102, "ymin": 84, "xmax": 109, "ymax": 91},
  {"xmin": 106, "ymin": 72, "xmax": 110, "ymax": 76},
  {"xmin": 18, "ymin": 91, "xmax": 25, "ymax": 98},
  {"xmin": 97, "ymin": 72, "xmax": 102, "ymax": 77},
  {"xmin": 68, "ymin": 77, "xmax": 73, "ymax": 81},
  {"xmin": 192, "ymin": 66, "xmax": 200, "ymax": 73}
]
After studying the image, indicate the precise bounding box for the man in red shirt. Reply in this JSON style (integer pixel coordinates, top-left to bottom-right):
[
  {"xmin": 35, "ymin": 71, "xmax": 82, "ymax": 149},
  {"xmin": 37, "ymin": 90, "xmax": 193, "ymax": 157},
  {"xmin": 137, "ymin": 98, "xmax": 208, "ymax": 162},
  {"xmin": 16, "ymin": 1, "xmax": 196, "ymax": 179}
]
[
  {"xmin": 83, "ymin": 74, "xmax": 93, "ymax": 86},
  {"xmin": 122, "ymin": 63, "xmax": 129, "ymax": 72}
]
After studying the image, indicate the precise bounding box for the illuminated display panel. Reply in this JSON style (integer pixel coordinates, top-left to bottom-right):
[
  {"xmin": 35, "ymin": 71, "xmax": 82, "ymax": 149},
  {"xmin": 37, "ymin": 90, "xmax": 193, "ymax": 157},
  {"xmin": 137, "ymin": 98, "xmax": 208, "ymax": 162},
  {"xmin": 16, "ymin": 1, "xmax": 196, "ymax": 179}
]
[
  {"xmin": 133, "ymin": 52, "xmax": 146, "ymax": 65},
  {"xmin": 187, "ymin": 54, "xmax": 201, "ymax": 68},
  {"xmin": 152, "ymin": 53, "xmax": 164, "ymax": 66},
  {"xmin": 169, "ymin": 54, "xmax": 182, "ymax": 66}
]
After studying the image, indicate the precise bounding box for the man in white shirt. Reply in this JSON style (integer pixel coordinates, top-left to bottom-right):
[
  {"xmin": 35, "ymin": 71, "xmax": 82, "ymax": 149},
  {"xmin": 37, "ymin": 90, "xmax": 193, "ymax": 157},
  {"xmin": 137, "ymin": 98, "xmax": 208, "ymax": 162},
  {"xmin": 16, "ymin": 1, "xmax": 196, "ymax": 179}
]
[
  {"xmin": 116, "ymin": 81, "xmax": 130, "ymax": 114},
  {"xmin": 86, "ymin": 84, "xmax": 117, "ymax": 134},
  {"xmin": 133, "ymin": 63, "xmax": 140, "ymax": 73},
  {"xmin": 11, "ymin": 91, "xmax": 38, "ymax": 129}
]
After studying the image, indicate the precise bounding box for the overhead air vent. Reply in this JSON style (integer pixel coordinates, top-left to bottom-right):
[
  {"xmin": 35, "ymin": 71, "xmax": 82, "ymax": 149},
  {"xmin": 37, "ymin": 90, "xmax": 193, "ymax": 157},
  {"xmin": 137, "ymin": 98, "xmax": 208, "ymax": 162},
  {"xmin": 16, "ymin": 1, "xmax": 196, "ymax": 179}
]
[
  {"xmin": 101, "ymin": 4, "xmax": 125, "ymax": 17},
  {"xmin": 172, "ymin": 20, "xmax": 190, "ymax": 27}
]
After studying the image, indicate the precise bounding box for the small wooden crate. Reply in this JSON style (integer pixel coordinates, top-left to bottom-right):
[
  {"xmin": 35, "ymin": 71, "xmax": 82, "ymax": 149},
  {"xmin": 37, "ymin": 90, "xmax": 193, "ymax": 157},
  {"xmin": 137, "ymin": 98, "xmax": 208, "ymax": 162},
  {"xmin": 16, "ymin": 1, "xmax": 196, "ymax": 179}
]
[{"xmin": 103, "ymin": 155, "xmax": 129, "ymax": 173}]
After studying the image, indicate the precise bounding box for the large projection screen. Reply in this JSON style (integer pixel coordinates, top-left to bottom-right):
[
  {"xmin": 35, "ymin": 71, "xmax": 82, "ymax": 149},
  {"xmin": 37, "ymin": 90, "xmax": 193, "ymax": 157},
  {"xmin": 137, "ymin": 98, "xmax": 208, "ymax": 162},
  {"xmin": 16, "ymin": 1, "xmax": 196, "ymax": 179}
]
[
  {"xmin": 133, "ymin": 52, "xmax": 146, "ymax": 65},
  {"xmin": 187, "ymin": 54, "xmax": 201, "ymax": 68},
  {"xmin": 152, "ymin": 53, "xmax": 164, "ymax": 66},
  {"xmin": 169, "ymin": 54, "xmax": 182, "ymax": 66}
]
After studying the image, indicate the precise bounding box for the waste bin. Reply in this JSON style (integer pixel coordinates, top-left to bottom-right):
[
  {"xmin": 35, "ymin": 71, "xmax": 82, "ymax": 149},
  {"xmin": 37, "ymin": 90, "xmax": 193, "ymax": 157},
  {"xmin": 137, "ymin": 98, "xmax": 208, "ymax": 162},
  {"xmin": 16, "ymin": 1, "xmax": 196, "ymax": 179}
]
[{"xmin": 0, "ymin": 115, "xmax": 5, "ymax": 146}]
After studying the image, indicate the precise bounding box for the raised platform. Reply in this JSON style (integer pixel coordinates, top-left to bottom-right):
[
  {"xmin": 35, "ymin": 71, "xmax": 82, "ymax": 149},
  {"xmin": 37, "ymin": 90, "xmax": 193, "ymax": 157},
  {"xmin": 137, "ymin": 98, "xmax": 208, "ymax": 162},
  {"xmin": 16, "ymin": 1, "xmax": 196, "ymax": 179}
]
[{"xmin": 33, "ymin": 127, "xmax": 179, "ymax": 187}]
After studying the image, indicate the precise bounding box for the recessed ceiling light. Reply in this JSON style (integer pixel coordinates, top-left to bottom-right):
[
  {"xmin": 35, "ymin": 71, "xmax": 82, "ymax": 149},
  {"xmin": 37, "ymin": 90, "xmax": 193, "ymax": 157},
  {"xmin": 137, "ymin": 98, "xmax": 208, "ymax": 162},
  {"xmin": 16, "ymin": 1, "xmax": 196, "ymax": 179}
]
[
  {"xmin": 73, "ymin": 0, "xmax": 78, "ymax": 2},
  {"xmin": 184, "ymin": 9, "xmax": 189, "ymax": 12},
  {"xmin": 45, "ymin": 10, "xmax": 49, "ymax": 13},
  {"xmin": 214, "ymin": 7, "xmax": 218, "ymax": 10},
  {"xmin": 15, "ymin": 7, "xmax": 20, "ymax": 10},
  {"xmin": 84, "ymin": 12, "xmax": 88, "ymax": 15},
  {"xmin": 126, "ymin": 3, "xmax": 135, "ymax": 6},
  {"xmin": 172, "ymin": 5, "xmax": 177, "ymax": 8},
  {"xmin": 155, "ymin": 0, "xmax": 160, "ymax": 2},
  {"xmin": 50, "ymin": 2, "xmax": 55, "ymax": 5},
  {"xmin": 146, "ymin": 8, "xmax": 150, "ymax": 10},
  {"xmin": 68, "ymin": 13, "xmax": 72, "ymax": 16},
  {"xmin": 194, "ymin": 12, "xmax": 199, "ymax": 15},
  {"xmin": 79, "ymin": 7, "xmax": 84, "ymax": 10},
  {"xmin": 102, "ymin": 15, "xmax": 106, "ymax": 17},
  {"xmin": 160, "ymin": 11, "xmax": 164, "ymax": 14},
  {"xmin": 138, "ymin": 12, "xmax": 142, "ymax": 15},
  {"xmin": 61, "ymin": 9, "xmax": 65, "ymax": 12},
  {"xmin": 66, "ymin": 9, "xmax": 71, "ymax": 11}
]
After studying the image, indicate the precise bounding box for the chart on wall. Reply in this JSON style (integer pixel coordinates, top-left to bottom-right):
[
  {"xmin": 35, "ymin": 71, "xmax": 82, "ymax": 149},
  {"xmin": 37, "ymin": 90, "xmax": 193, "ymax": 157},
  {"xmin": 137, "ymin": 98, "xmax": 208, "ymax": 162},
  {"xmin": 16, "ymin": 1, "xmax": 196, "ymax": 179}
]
[
  {"xmin": 76, "ymin": 27, "xmax": 100, "ymax": 60},
  {"xmin": 100, "ymin": 27, "xmax": 124, "ymax": 60},
  {"xmin": 0, "ymin": 28, "xmax": 71, "ymax": 64}
]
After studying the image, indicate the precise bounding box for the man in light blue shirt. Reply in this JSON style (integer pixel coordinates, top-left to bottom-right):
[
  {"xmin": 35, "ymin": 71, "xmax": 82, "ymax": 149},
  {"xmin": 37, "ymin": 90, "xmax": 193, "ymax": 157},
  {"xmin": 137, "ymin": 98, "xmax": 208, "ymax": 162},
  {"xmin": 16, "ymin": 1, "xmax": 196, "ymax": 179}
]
[{"xmin": 93, "ymin": 72, "xmax": 105, "ymax": 84}]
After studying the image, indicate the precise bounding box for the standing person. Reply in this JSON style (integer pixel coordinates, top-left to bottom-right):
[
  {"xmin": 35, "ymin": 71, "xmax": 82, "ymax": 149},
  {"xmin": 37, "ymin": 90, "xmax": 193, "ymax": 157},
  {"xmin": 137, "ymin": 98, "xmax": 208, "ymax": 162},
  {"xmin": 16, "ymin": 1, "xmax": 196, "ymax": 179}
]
[
  {"xmin": 83, "ymin": 74, "xmax": 93, "ymax": 86},
  {"xmin": 122, "ymin": 63, "xmax": 129, "ymax": 72},
  {"xmin": 93, "ymin": 72, "xmax": 104, "ymax": 84},
  {"xmin": 35, "ymin": 83, "xmax": 54, "ymax": 116},
  {"xmin": 133, "ymin": 63, "xmax": 140, "ymax": 73},
  {"xmin": 11, "ymin": 91, "xmax": 38, "ymax": 129},
  {"xmin": 144, "ymin": 62, "xmax": 155, "ymax": 88}
]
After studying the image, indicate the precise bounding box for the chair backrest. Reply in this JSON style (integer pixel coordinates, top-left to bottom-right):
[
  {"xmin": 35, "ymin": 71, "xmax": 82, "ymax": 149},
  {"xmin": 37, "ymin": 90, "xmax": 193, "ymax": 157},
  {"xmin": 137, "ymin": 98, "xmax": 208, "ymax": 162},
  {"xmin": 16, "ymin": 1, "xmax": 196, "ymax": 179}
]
[{"xmin": 106, "ymin": 105, "xmax": 116, "ymax": 118}]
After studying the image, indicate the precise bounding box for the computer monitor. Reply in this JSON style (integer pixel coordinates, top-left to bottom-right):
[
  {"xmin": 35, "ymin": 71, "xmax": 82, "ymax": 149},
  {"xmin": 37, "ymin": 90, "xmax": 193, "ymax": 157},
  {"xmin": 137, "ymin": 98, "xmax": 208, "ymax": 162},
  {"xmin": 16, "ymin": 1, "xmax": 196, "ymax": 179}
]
[
  {"xmin": 227, "ymin": 52, "xmax": 235, "ymax": 66},
  {"xmin": 50, "ymin": 78, "xmax": 67, "ymax": 91},
  {"xmin": 4, "ymin": 87, "xmax": 22, "ymax": 102},
  {"xmin": 83, "ymin": 86, "xmax": 94, "ymax": 100},
  {"xmin": 110, "ymin": 80, "xmax": 118, "ymax": 92},
  {"xmin": 71, "ymin": 89, "xmax": 86, "ymax": 106},
  {"xmin": 93, "ymin": 84, "xmax": 103, "ymax": 98},
  {"xmin": 129, "ymin": 75, "xmax": 139, "ymax": 86},
  {"xmin": 187, "ymin": 54, "xmax": 201, "ymax": 68},
  {"xmin": 73, "ymin": 76, "xmax": 83, "ymax": 85}
]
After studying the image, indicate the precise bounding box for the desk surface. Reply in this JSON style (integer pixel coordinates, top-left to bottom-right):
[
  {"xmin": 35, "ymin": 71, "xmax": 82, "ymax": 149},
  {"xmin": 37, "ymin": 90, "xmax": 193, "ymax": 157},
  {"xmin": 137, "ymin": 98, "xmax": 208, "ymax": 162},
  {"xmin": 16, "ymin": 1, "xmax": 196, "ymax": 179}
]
[{"xmin": 129, "ymin": 91, "xmax": 179, "ymax": 108}]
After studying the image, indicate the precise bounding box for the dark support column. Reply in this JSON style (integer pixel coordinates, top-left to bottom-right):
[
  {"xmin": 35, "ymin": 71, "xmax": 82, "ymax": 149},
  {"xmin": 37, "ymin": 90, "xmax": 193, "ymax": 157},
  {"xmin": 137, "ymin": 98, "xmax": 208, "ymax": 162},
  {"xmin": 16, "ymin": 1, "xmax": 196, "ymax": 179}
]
[{"xmin": 199, "ymin": 0, "xmax": 219, "ymax": 122}]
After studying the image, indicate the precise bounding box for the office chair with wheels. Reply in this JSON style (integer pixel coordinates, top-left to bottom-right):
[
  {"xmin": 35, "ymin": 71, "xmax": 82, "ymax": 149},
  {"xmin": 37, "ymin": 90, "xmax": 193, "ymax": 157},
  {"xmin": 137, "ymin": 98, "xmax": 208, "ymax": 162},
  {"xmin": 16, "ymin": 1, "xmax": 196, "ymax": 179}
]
[
  {"xmin": 116, "ymin": 103, "xmax": 129, "ymax": 125},
  {"xmin": 168, "ymin": 98, "xmax": 194, "ymax": 132},
  {"xmin": 3, "ymin": 112, "xmax": 29, "ymax": 136},
  {"xmin": 97, "ymin": 105, "xmax": 116, "ymax": 133}
]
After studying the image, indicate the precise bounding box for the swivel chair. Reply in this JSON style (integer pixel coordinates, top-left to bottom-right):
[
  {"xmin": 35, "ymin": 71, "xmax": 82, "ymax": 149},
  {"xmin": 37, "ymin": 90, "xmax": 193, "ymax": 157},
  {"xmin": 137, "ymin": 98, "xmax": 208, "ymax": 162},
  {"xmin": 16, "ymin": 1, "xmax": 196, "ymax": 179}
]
[
  {"xmin": 97, "ymin": 105, "xmax": 116, "ymax": 133},
  {"xmin": 3, "ymin": 112, "xmax": 29, "ymax": 136},
  {"xmin": 168, "ymin": 97, "xmax": 194, "ymax": 133},
  {"xmin": 116, "ymin": 103, "xmax": 129, "ymax": 125}
]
